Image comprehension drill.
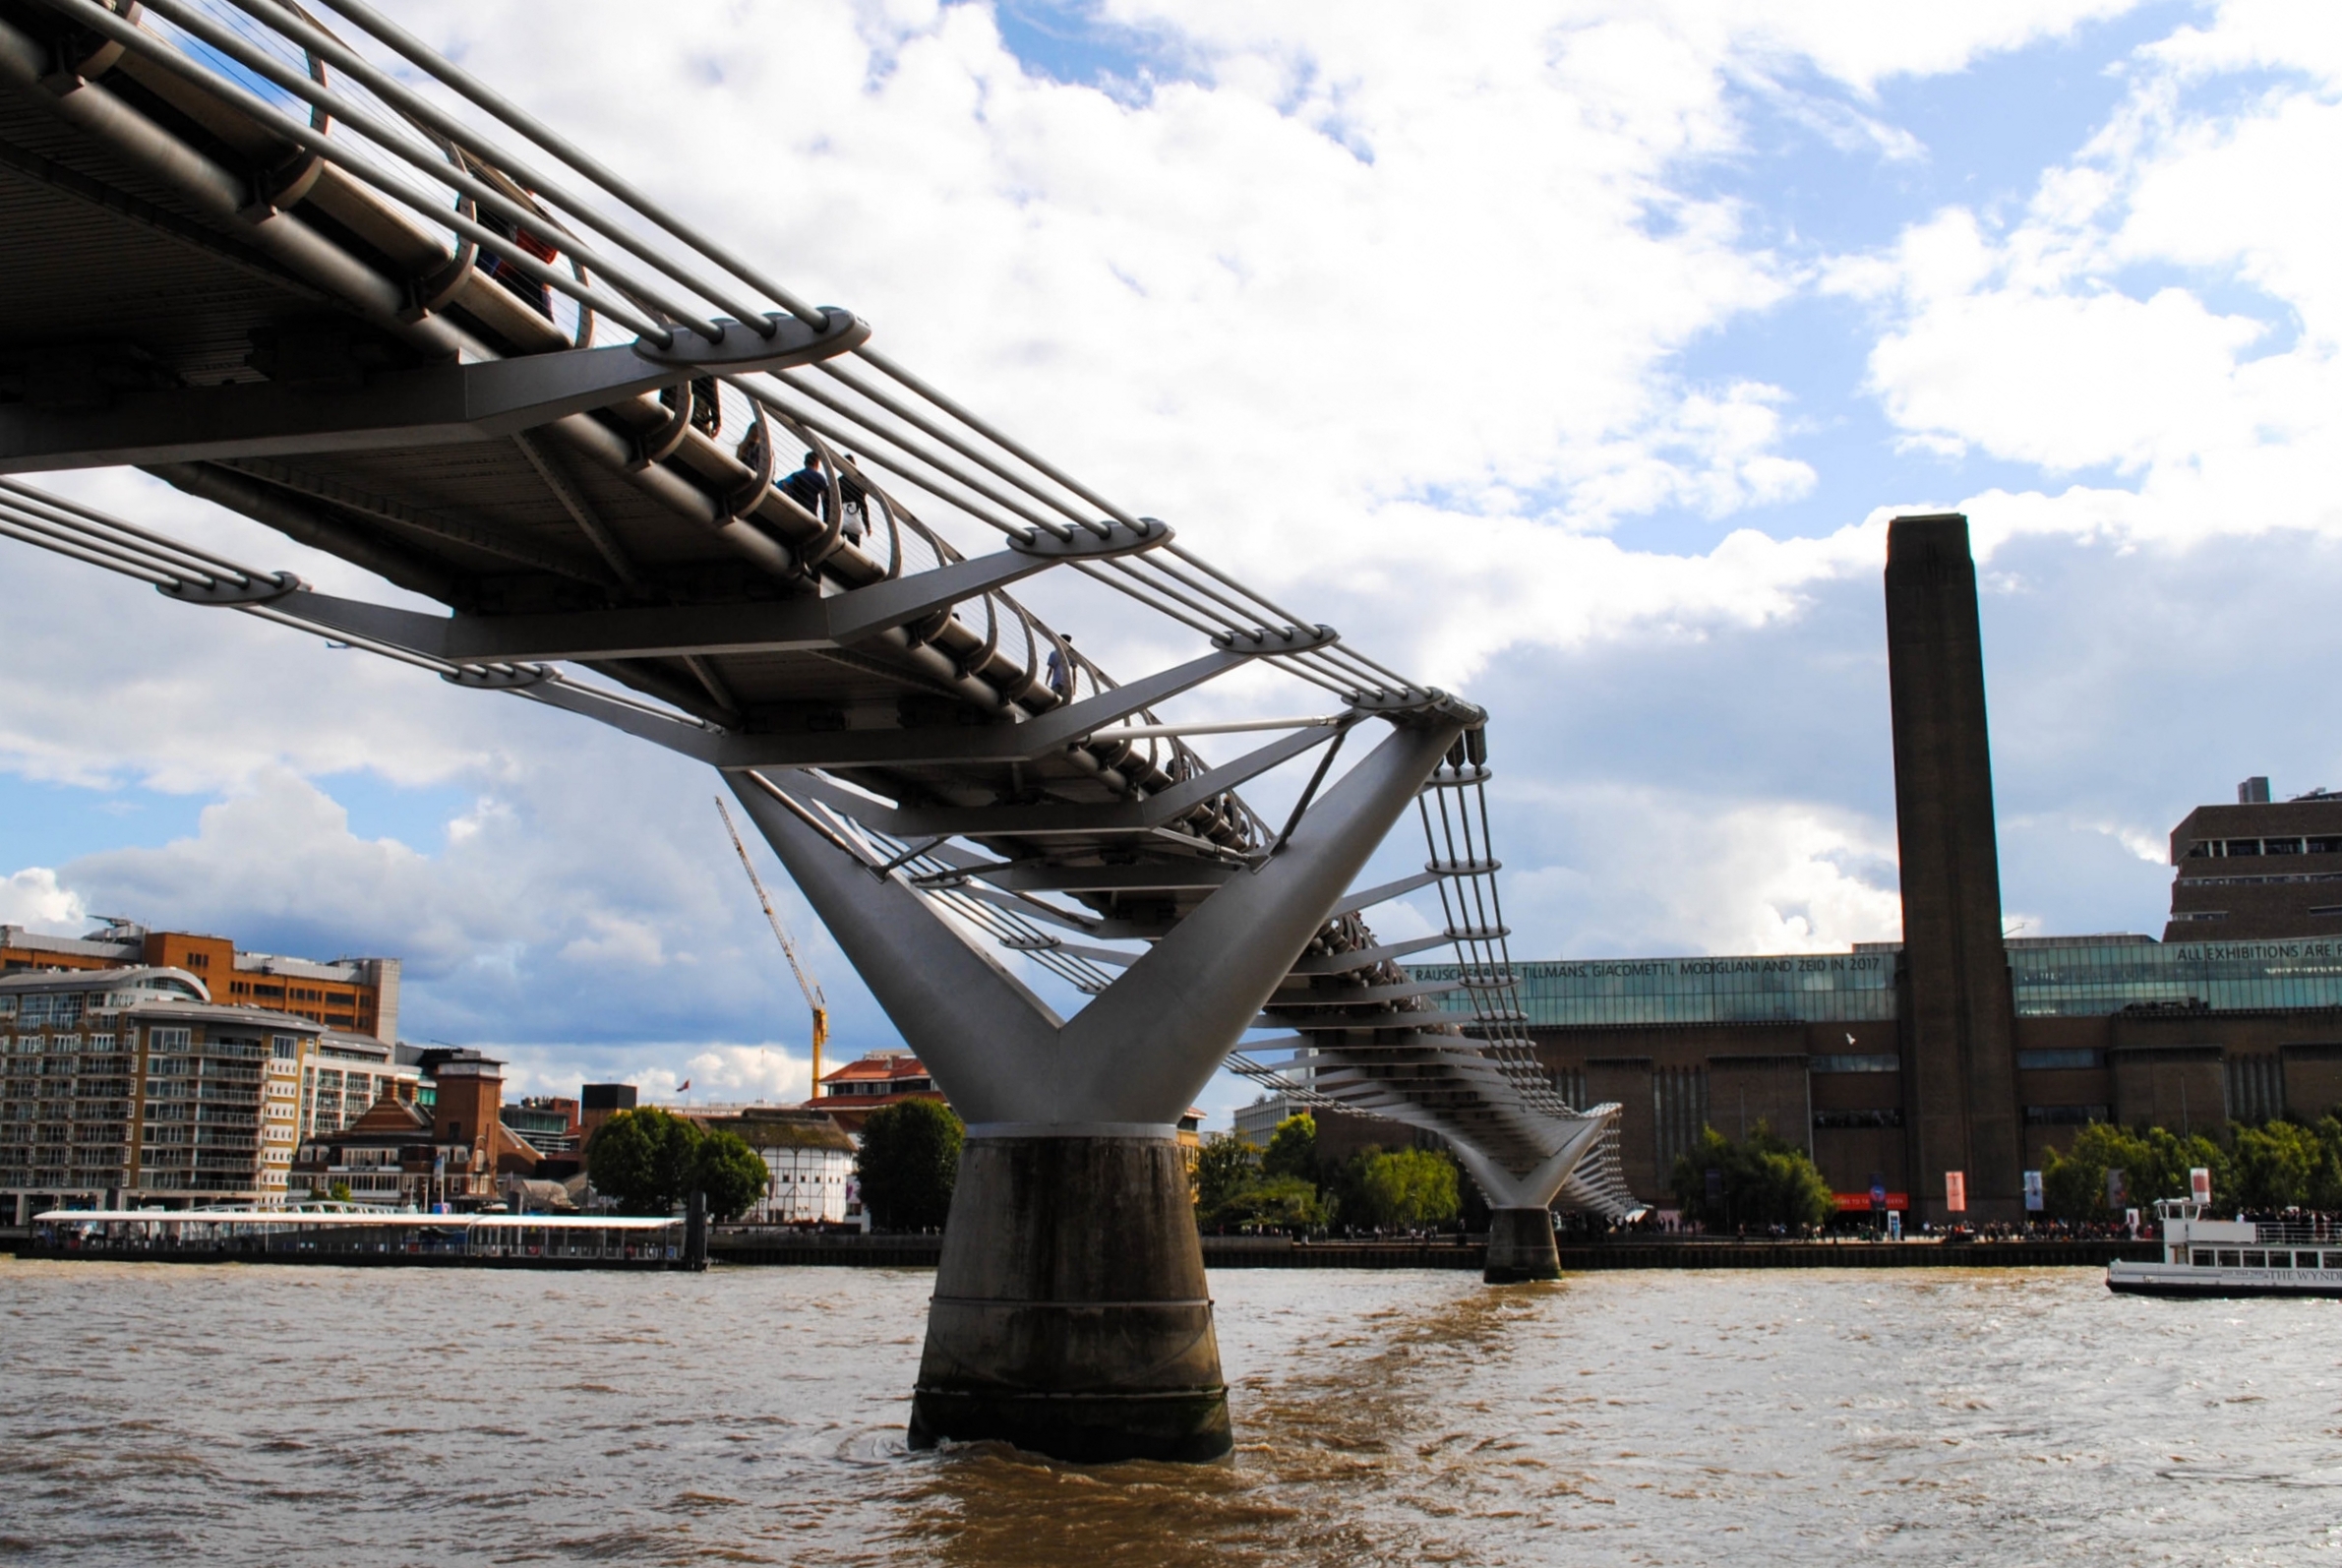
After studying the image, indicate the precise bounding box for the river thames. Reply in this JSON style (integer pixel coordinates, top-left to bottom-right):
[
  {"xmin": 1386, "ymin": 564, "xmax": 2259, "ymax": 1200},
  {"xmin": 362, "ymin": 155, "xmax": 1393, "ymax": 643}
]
[{"xmin": 0, "ymin": 1260, "xmax": 2334, "ymax": 1565}]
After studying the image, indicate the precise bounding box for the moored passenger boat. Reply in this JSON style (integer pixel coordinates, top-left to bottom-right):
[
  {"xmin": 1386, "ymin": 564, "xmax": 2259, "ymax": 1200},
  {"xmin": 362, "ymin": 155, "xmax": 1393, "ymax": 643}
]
[
  {"xmin": 2107, "ymin": 1199, "xmax": 2342, "ymax": 1298},
  {"xmin": 21, "ymin": 1206, "xmax": 690, "ymax": 1271}
]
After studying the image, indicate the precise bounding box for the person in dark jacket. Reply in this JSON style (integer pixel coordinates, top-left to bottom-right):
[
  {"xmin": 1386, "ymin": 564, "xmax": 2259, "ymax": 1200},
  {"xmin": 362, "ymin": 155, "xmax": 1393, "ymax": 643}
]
[{"xmin": 778, "ymin": 451, "xmax": 826, "ymax": 517}]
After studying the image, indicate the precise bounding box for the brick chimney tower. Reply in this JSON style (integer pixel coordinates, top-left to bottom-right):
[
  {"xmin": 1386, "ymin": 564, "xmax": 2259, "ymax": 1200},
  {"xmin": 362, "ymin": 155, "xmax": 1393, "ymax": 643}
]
[{"xmin": 1885, "ymin": 513, "xmax": 2022, "ymax": 1226}]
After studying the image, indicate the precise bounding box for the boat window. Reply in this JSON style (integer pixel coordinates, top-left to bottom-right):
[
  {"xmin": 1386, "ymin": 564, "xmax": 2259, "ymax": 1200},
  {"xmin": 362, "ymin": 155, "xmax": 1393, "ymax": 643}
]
[
  {"xmin": 2192, "ymin": 1250, "xmax": 2214, "ymax": 1266},
  {"xmin": 2217, "ymin": 1250, "xmax": 2242, "ymax": 1267},
  {"xmin": 2243, "ymin": 1250, "xmax": 2267, "ymax": 1268},
  {"xmin": 2325, "ymin": 1253, "xmax": 2342, "ymax": 1269}
]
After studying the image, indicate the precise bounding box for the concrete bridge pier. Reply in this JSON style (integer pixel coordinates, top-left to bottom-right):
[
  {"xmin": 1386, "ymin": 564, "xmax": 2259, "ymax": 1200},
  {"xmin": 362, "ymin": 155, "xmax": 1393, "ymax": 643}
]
[
  {"xmin": 729, "ymin": 717, "xmax": 1466, "ymax": 1463},
  {"xmin": 1455, "ymin": 1130, "xmax": 1606, "ymax": 1285}
]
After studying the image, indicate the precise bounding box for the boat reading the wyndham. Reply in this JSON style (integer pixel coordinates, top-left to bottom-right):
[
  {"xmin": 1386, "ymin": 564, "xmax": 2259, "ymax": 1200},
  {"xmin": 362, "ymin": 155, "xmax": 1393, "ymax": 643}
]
[{"xmin": 2108, "ymin": 1198, "xmax": 2342, "ymax": 1298}]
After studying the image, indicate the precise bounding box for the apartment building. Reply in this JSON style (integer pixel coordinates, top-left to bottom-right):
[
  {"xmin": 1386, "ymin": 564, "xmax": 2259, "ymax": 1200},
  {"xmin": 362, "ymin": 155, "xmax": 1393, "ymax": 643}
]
[{"xmin": 0, "ymin": 966, "xmax": 328, "ymax": 1219}]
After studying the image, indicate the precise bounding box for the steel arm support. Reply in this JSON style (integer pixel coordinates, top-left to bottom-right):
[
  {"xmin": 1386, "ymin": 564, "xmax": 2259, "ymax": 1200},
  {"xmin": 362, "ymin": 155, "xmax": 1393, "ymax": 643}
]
[
  {"xmin": 177, "ymin": 516, "xmax": 1165, "ymax": 661},
  {"xmin": 726, "ymin": 718, "xmax": 1465, "ymax": 1126},
  {"xmin": 0, "ymin": 312, "xmax": 868, "ymax": 473}
]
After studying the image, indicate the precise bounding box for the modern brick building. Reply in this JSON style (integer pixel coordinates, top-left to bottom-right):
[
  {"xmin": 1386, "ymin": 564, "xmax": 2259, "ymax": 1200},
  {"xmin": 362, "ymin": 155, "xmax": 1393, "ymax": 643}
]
[
  {"xmin": 0, "ymin": 920, "xmax": 400, "ymax": 1041},
  {"xmin": 2165, "ymin": 781, "xmax": 2342, "ymax": 940},
  {"xmin": 1417, "ymin": 513, "xmax": 2342, "ymax": 1225}
]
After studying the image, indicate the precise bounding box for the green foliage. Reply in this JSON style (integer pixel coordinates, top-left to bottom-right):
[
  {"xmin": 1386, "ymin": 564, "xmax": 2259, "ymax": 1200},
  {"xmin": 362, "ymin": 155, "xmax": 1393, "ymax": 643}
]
[
  {"xmin": 1203, "ymin": 1174, "xmax": 1326, "ymax": 1230},
  {"xmin": 1352, "ymin": 1147, "xmax": 1463, "ymax": 1230},
  {"xmin": 694, "ymin": 1128, "xmax": 769, "ymax": 1223},
  {"xmin": 2316, "ymin": 1117, "xmax": 2342, "ymax": 1211},
  {"xmin": 1195, "ymin": 1126, "xmax": 1326, "ymax": 1231},
  {"xmin": 1667, "ymin": 1123, "xmax": 1832, "ymax": 1232},
  {"xmin": 1261, "ymin": 1114, "xmax": 1318, "ymax": 1181},
  {"xmin": 855, "ymin": 1099, "xmax": 963, "ymax": 1232},
  {"xmin": 586, "ymin": 1106, "xmax": 702, "ymax": 1214},
  {"xmin": 2039, "ymin": 1121, "xmax": 2231, "ymax": 1221},
  {"xmin": 1193, "ymin": 1135, "xmax": 1261, "ymax": 1214},
  {"xmin": 585, "ymin": 1109, "xmax": 773, "ymax": 1219},
  {"xmin": 2040, "ymin": 1116, "xmax": 2342, "ymax": 1217},
  {"xmin": 327, "ymin": 1178, "xmax": 351, "ymax": 1203}
]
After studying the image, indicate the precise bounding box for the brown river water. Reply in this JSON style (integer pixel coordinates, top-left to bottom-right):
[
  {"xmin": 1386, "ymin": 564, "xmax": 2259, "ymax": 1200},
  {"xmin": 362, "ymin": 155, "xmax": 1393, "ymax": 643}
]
[{"xmin": 0, "ymin": 1259, "xmax": 2336, "ymax": 1565}]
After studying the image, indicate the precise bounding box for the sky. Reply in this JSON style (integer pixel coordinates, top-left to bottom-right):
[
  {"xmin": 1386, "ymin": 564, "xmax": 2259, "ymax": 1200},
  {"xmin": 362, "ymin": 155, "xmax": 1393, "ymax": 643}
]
[{"xmin": 7, "ymin": 1, "xmax": 2342, "ymax": 1127}]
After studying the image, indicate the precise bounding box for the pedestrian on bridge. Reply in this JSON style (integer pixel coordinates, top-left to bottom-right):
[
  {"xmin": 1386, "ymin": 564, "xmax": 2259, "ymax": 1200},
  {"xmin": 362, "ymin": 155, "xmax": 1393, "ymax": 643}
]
[{"xmin": 778, "ymin": 449, "xmax": 826, "ymax": 517}]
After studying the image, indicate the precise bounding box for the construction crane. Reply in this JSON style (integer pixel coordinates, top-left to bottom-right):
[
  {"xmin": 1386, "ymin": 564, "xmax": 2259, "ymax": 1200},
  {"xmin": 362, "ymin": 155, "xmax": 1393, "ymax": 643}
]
[{"xmin": 715, "ymin": 797, "xmax": 830, "ymax": 1103}]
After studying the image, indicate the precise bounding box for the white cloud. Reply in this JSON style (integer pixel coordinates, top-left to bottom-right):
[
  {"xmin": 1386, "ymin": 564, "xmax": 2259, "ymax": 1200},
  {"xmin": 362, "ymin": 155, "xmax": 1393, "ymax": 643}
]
[
  {"xmin": 1841, "ymin": 7, "xmax": 2342, "ymax": 553},
  {"xmin": 1500, "ymin": 781, "xmax": 1903, "ymax": 958},
  {"xmin": 559, "ymin": 913, "xmax": 669, "ymax": 969},
  {"xmin": 0, "ymin": 868, "xmax": 86, "ymax": 934}
]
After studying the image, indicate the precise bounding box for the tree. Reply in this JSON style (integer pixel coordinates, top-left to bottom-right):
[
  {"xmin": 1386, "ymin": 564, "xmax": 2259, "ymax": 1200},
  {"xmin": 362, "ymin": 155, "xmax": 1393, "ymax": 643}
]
[
  {"xmin": 1261, "ymin": 1114, "xmax": 1318, "ymax": 1181},
  {"xmin": 1193, "ymin": 1135, "xmax": 1260, "ymax": 1215},
  {"xmin": 693, "ymin": 1127, "xmax": 769, "ymax": 1223},
  {"xmin": 1354, "ymin": 1147, "xmax": 1462, "ymax": 1230},
  {"xmin": 2230, "ymin": 1119, "xmax": 2332, "ymax": 1211},
  {"xmin": 2041, "ymin": 1121, "xmax": 2230, "ymax": 1222},
  {"xmin": 1668, "ymin": 1123, "xmax": 1832, "ymax": 1232},
  {"xmin": 856, "ymin": 1099, "xmax": 963, "ymax": 1232},
  {"xmin": 1203, "ymin": 1174, "xmax": 1326, "ymax": 1230},
  {"xmin": 587, "ymin": 1106, "xmax": 702, "ymax": 1214},
  {"xmin": 2313, "ymin": 1116, "xmax": 2342, "ymax": 1211}
]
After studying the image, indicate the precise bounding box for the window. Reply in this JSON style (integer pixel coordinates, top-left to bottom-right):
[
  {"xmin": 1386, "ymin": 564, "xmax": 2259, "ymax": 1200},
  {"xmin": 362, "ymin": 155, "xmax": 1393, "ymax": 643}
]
[
  {"xmin": 1813, "ymin": 1109, "xmax": 1903, "ymax": 1128},
  {"xmin": 271, "ymin": 1036, "xmax": 298, "ymax": 1060},
  {"xmin": 1811, "ymin": 1054, "xmax": 1899, "ymax": 1073},
  {"xmin": 2266, "ymin": 837, "xmax": 2305, "ymax": 856},
  {"xmin": 2311, "ymin": 837, "xmax": 2342, "ymax": 855},
  {"xmin": 2170, "ymin": 911, "xmax": 2229, "ymax": 923},
  {"xmin": 2016, "ymin": 1049, "xmax": 2102, "ymax": 1071},
  {"xmin": 148, "ymin": 1027, "xmax": 192, "ymax": 1054},
  {"xmin": 2192, "ymin": 1250, "xmax": 2214, "ymax": 1267},
  {"xmin": 2023, "ymin": 1105, "xmax": 2108, "ymax": 1126},
  {"xmin": 2312, "ymin": 906, "xmax": 2342, "ymax": 919},
  {"xmin": 2223, "ymin": 839, "xmax": 2261, "ymax": 856}
]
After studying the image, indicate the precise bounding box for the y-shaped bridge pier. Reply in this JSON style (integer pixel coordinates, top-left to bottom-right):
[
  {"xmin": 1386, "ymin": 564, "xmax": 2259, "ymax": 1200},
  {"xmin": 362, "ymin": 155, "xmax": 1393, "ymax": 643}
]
[{"xmin": 0, "ymin": 0, "xmax": 1632, "ymax": 1461}]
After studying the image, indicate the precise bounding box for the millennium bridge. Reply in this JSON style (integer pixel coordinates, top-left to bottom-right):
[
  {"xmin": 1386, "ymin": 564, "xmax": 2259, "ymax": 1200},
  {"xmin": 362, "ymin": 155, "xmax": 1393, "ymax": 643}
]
[{"xmin": 0, "ymin": 0, "xmax": 1630, "ymax": 1462}]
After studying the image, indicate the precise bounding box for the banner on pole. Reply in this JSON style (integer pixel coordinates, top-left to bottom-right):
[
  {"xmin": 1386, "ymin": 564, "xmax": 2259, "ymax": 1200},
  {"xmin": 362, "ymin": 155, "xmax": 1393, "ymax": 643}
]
[
  {"xmin": 2023, "ymin": 1171, "xmax": 2044, "ymax": 1212},
  {"xmin": 1945, "ymin": 1171, "xmax": 1967, "ymax": 1213}
]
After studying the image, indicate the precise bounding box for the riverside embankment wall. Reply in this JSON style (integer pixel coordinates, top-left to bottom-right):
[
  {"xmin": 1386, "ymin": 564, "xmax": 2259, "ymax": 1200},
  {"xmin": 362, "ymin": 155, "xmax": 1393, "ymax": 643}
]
[{"xmin": 706, "ymin": 1231, "xmax": 2156, "ymax": 1271}]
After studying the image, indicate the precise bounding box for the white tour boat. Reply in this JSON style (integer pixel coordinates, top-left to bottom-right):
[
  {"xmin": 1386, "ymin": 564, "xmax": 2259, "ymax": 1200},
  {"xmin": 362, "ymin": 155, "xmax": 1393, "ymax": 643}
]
[{"xmin": 2107, "ymin": 1198, "xmax": 2342, "ymax": 1298}]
